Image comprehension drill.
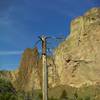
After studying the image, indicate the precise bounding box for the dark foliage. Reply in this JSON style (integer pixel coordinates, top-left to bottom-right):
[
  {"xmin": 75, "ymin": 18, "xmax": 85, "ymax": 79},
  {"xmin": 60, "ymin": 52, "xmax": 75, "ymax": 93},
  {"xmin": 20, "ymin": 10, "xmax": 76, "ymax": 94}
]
[{"xmin": 0, "ymin": 78, "xmax": 17, "ymax": 100}]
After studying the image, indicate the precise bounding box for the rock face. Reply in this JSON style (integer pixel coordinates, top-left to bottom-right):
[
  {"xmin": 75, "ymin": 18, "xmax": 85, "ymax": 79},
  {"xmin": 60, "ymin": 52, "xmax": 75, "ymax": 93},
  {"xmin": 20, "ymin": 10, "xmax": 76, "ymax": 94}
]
[
  {"xmin": 54, "ymin": 8, "xmax": 100, "ymax": 87},
  {"xmin": 0, "ymin": 70, "xmax": 18, "ymax": 85},
  {"xmin": 15, "ymin": 47, "xmax": 42, "ymax": 92}
]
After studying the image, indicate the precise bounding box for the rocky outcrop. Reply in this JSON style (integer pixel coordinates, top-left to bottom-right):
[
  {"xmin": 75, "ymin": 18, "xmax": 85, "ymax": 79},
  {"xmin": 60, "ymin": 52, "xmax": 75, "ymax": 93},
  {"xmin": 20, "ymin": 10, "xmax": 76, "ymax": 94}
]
[
  {"xmin": 54, "ymin": 7, "xmax": 100, "ymax": 87},
  {"xmin": 15, "ymin": 47, "xmax": 42, "ymax": 92},
  {"xmin": 0, "ymin": 70, "xmax": 18, "ymax": 86}
]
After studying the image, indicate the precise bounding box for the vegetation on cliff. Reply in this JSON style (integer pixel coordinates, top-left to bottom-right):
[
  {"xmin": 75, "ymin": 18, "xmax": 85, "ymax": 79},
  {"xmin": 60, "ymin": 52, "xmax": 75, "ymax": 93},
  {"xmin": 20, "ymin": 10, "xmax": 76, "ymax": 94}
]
[{"xmin": 0, "ymin": 78, "xmax": 17, "ymax": 100}]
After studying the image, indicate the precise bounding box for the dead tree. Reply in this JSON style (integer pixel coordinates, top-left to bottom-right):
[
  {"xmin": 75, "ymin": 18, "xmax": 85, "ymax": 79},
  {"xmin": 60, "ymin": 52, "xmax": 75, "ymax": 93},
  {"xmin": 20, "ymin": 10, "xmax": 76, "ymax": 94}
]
[
  {"xmin": 40, "ymin": 36, "xmax": 48, "ymax": 100},
  {"xmin": 35, "ymin": 34, "xmax": 65, "ymax": 100}
]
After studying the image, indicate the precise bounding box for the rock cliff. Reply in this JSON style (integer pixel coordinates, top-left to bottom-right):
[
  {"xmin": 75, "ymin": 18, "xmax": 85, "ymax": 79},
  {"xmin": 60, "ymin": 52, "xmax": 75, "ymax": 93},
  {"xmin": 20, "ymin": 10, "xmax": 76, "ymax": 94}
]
[
  {"xmin": 54, "ymin": 7, "xmax": 100, "ymax": 87},
  {"xmin": 15, "ymin": 47, "xmax": 42, "ymax": 92}
]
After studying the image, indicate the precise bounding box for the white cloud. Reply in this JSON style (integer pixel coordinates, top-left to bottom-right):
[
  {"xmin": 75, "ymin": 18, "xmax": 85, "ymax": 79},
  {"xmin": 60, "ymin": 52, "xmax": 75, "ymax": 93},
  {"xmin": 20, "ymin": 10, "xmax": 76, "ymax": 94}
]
[
  {"xmin": 0, "ymin": 51, "xmax": 23, "ymax": 55},
  {"xmin": 0, "ymin": 63, "xmax": 19, "ymax": 66}
]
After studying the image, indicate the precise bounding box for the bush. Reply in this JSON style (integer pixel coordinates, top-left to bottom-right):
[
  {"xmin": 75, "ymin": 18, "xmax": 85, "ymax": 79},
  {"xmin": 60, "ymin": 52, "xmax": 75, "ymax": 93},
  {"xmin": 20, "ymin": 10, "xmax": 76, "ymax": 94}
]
[
  {"xmin": 49, "ymin": 97, "xmax": 59, "ymax": 100},
  {"xmin": 60, "ymin": 90, "xmax": 68, "ymax": 100},
  {"xmin": 73, "ymin": 91, "xmax": 78, "ymax": 100},
  {"xmin": 0, "ymin": 78, "xmax": 17, "ymax": 100},
  {"xmin": 85, "ymin": 96, "xmax": 90, "ymax": 100}
]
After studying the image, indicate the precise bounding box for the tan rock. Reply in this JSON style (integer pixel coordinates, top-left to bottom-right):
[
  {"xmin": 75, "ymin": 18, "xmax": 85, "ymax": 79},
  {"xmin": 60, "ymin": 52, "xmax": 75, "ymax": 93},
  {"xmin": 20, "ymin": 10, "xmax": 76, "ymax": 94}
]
[{"xmin": 54, "ymin": 7, "xmax": 100, "ymax": 87}]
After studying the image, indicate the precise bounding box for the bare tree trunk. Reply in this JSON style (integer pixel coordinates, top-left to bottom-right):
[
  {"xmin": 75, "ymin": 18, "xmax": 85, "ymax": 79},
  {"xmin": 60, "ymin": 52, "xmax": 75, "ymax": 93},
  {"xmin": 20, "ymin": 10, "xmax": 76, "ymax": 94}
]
[{"xmin": 41, "ymin": 36, "xmax": 48, "ymax": 100}]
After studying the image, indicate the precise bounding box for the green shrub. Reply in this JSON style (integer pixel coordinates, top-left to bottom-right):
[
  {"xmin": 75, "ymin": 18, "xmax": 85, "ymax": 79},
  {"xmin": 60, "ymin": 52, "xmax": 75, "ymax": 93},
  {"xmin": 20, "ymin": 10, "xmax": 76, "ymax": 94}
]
[
  {"xmin": 49, "ymin": 97, "xmax": 59, "ymax": 100},
  {"xmin": 0, "ymin": 78, "xmax": 17, "ymax": 100},
  {"xmin": 60, "ymin": 90, "xmax": 68, "ymax": 100},
  {"xmin": 85, "ymin": 96, "xmax": 90, "ymax": 100},
  {"xmin": 73, "ymin": 91, "xmax": 78, "ymax": 100}
]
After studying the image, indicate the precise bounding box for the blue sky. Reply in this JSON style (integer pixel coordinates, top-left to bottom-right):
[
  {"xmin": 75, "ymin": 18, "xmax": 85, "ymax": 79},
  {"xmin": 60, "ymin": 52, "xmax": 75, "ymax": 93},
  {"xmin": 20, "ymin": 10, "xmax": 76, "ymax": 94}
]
[{"xmin": 0, "ymin": 0, "xmax": 100, "ymax": 70}]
